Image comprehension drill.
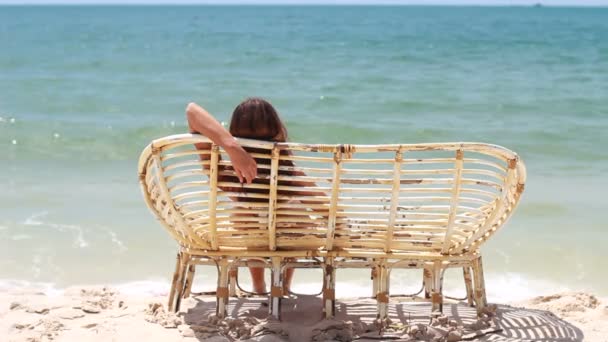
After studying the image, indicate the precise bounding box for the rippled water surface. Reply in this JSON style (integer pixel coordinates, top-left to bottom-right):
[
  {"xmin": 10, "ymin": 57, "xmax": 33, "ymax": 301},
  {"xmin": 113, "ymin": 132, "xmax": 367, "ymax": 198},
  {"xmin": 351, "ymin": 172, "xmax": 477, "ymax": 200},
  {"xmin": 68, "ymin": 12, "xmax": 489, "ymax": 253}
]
[{"xmin": 1, "ymin": 5, "xmax": 607, "ymax": 298}]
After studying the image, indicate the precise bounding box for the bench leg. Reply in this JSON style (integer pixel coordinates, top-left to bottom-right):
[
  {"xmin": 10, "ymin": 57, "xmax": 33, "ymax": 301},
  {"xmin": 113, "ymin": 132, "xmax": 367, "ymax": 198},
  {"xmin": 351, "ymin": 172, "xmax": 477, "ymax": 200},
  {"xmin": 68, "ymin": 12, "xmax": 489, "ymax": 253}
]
[
  {"xmin": 216, "ymin": 258, "xmax": 230, "ymax": 318},
  {"xmin": 376, "ymin": 263, "xmax": 390, "ymax": 323},
  {"xmin": 169, "ymin": 252, "xmax": 190, "ymax": 312},
  {"xmin": 174, "ymin": 254, "xmax": 191, "ymax": 312},
  {"xmin": 423, "ymin": 268, "xmax": 433, "ymax": 299},
  {"xmin": 168, "ymin": 252, "xmax": 182, "ymax": 311},
  {"xmin": 228, "ymin": 267, "xmax": 238, "ymax": 297},
  {"xmin": 371, "ymin": 267, "xmax": 378, "ymax": 299},
  {"xmin": 269, "ymin": 257, "xmax": 283, "ymax": 320},
  {"xmin": 323, "ymin": 257, "xmax": 336, "ymax": 318},
  {"xmin": 430, "ymin": 261, "xmax": 444, "ymax": 317},
  {"xmin": 472, "ymin": 256, "xmax": 487, "ymax": 315},
  {"xmin": 463, "ymin": 266, "xmax": 475, "ymax": 307},
  {"xmin": 182, "ymin": 264, "xmax": 196, "ymax": 299}
]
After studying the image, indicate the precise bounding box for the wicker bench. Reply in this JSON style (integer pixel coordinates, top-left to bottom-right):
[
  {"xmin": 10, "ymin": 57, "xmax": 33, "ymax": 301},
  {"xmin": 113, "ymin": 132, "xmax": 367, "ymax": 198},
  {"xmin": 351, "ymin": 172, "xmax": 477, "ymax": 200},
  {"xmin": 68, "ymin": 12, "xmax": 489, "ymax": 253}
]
[{"xmin": 138, "ymin": 133, "xmax": 526, "ymax": 320}]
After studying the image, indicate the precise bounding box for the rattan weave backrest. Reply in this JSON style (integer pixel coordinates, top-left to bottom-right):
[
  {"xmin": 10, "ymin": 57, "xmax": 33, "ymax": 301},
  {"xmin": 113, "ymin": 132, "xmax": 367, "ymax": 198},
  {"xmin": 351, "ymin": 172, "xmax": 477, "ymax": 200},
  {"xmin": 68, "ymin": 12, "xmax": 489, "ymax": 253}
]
[{"xmin": 139, "ymin": 134, "xmax": 526, "ymax": 256}]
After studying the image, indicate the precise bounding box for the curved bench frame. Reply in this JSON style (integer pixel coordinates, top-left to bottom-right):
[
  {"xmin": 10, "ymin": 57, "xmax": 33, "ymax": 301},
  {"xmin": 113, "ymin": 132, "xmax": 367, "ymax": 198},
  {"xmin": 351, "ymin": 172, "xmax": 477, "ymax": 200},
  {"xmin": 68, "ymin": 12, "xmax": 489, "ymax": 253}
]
[{"xmin": 138, "ymin": 134, "xmax": 526, "ymax": 320}]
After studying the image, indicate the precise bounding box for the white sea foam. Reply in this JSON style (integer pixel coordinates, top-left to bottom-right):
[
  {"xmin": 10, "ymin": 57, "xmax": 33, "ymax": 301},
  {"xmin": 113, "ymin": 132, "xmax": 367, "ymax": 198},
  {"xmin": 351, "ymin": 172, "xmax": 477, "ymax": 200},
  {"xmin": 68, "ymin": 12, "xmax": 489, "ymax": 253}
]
[
  {"xmin": 0, "ymin": 272, "xmax": 601, "ymax": 303},
  {"xmin": 23, "ymin": 211, "xmax": 48, "ymax": 226},
  {"xmin": 0, "ymin": 279, "xmax": 171, "ymax": 298},
  {"xmin": 48, "ymin": 223, "xmax": 88, "ymax": 248},
  {"xmin": 290, "ymin": 273, "xmax": 576, "ymax": 303},
  {"xmin": 575, "ymin": 262, "xmax": 587, "ymax": 281},
  {"xmin": 10, "ymin": 234, "xmax": 31, "ymax": 241},
  {"xmin": 70, "ymin": 227, "xmax": 88, "ymax": 248},
  {"xmin": 0, "ymin": 279, "xmax": 63, "ymax": 296},
  {"xmin": 104, "ymin": 228, "xmax": 128, "ymax": 252},
  {"xmin": 481, "ymin": 273, "xmax": 572, "ymax": 303},
  {"xmin": 32, "ymin": 255, "xmax": 42, "ymax": 279},
  {"xmin": 114, "ymin": 280, "xmax": 171, "ymax": 297},
  {"xmin": 22, "ymin": 211, "xmax": 89, "ymax": 248}
]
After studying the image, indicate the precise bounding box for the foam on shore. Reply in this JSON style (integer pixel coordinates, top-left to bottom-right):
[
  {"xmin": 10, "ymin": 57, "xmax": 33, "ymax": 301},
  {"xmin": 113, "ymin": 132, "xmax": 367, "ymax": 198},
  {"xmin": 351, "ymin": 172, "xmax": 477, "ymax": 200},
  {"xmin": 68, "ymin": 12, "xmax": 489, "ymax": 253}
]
[{"xmin": 1, "ymin": 269, "xmax": 599, "ymax": 304}]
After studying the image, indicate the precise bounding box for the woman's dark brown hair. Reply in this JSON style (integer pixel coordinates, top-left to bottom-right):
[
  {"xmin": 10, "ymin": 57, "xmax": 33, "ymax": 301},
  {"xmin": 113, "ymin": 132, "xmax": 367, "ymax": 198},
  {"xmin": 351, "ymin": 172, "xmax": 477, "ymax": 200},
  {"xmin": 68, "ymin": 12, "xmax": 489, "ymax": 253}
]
[
  {"xmin": 221, "ymin": 98, "xmax": 322, "ymax": 205},
  {"xmin": 229, "ymin": 97, "xmax": 288, "ymax": 142},
  {"xmin": 220, "ymin": 98, "xmax": 296, "ymax": 201}
]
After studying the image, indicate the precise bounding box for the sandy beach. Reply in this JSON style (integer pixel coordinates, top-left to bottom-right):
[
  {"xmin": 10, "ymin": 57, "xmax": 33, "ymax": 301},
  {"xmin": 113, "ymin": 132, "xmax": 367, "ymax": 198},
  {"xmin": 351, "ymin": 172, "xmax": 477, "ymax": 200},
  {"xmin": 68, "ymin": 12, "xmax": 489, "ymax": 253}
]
[{"xmin": 2, "ymin": 287, "xmax": 606, "ymax": 342}]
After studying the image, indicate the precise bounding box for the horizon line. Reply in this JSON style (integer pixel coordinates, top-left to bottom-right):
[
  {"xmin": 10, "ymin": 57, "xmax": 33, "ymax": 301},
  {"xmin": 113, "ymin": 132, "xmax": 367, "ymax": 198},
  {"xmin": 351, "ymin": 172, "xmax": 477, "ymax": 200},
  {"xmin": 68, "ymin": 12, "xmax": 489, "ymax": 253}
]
[{"xmin": 1, "ymin": 2, "xmax": 607, "ymax": 6}]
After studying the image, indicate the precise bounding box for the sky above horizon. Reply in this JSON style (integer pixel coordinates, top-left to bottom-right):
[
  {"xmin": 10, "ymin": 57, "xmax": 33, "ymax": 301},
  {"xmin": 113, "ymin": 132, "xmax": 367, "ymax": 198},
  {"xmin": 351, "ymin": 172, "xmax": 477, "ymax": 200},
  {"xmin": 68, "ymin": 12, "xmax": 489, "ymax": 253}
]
[{"xmin": 2, "ymin": 0, "xmax": 608, "ymax": 5}]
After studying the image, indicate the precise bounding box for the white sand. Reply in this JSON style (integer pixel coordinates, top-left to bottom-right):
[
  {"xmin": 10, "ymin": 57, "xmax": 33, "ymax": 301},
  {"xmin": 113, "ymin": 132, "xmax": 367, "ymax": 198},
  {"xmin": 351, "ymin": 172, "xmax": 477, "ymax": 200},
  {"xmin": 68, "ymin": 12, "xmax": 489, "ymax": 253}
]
[
  {"xmin": 515, "ymin": 292, "xmax": 608, "ymax": 342},
  {"xmin": 1, "ymin": 287, "xmax": 606, "ymax": 342}
]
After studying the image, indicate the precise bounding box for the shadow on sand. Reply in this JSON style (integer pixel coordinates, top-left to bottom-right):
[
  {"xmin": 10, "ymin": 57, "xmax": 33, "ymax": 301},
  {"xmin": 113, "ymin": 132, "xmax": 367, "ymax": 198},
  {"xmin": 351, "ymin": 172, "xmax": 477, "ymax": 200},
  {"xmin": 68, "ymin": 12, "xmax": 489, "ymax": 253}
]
[{"xmin": 180, "ymin": 295, "xmax": 583, "ymax": 341}]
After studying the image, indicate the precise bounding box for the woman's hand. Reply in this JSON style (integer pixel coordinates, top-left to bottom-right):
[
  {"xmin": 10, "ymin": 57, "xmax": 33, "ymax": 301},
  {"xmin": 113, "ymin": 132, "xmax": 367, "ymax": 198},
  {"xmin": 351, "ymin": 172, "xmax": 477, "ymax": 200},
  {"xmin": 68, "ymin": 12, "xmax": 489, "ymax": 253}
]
[
  {"xmin": 186, "ymin": 102, "xmax": 257, "ymax": 184},
  {"xmin": 224, "ymin": 140, "xmax": 257, "ymax": 184}
]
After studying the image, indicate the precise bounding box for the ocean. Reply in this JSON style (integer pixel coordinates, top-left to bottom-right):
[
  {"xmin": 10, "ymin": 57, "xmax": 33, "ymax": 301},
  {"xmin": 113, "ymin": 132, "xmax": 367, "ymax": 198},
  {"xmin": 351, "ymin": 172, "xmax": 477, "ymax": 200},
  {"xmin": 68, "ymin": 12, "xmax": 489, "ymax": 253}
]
[{"xmin": 1, "ymin": 5, "xmax": 607, "ymax": 301}]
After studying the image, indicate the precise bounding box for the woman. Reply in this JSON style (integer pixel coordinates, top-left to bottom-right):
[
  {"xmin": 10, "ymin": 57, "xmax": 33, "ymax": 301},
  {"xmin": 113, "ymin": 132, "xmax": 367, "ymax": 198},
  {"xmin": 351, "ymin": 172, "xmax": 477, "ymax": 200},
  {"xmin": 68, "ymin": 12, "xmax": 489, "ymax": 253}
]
[{"xmin": 186, "ymin": 98, "xmax": 307, "ymax": 295}]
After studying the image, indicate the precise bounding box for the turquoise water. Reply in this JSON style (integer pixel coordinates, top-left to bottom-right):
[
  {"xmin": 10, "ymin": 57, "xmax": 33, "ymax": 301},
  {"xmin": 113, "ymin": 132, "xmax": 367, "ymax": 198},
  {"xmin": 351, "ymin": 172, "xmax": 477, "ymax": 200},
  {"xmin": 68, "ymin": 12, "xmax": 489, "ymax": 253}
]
[{"xmin": 1, "ymin": 5, "xmax": 607, "ymax": 299}]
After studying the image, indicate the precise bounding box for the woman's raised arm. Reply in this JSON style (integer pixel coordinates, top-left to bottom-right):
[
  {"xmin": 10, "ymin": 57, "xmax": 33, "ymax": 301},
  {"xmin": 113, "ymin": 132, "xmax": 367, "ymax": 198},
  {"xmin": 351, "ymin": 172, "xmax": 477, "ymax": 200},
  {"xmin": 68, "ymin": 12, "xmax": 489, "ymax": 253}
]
[{"xmin": 186, "ymin": 102, "xmax": 257, "ymax": 184}]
